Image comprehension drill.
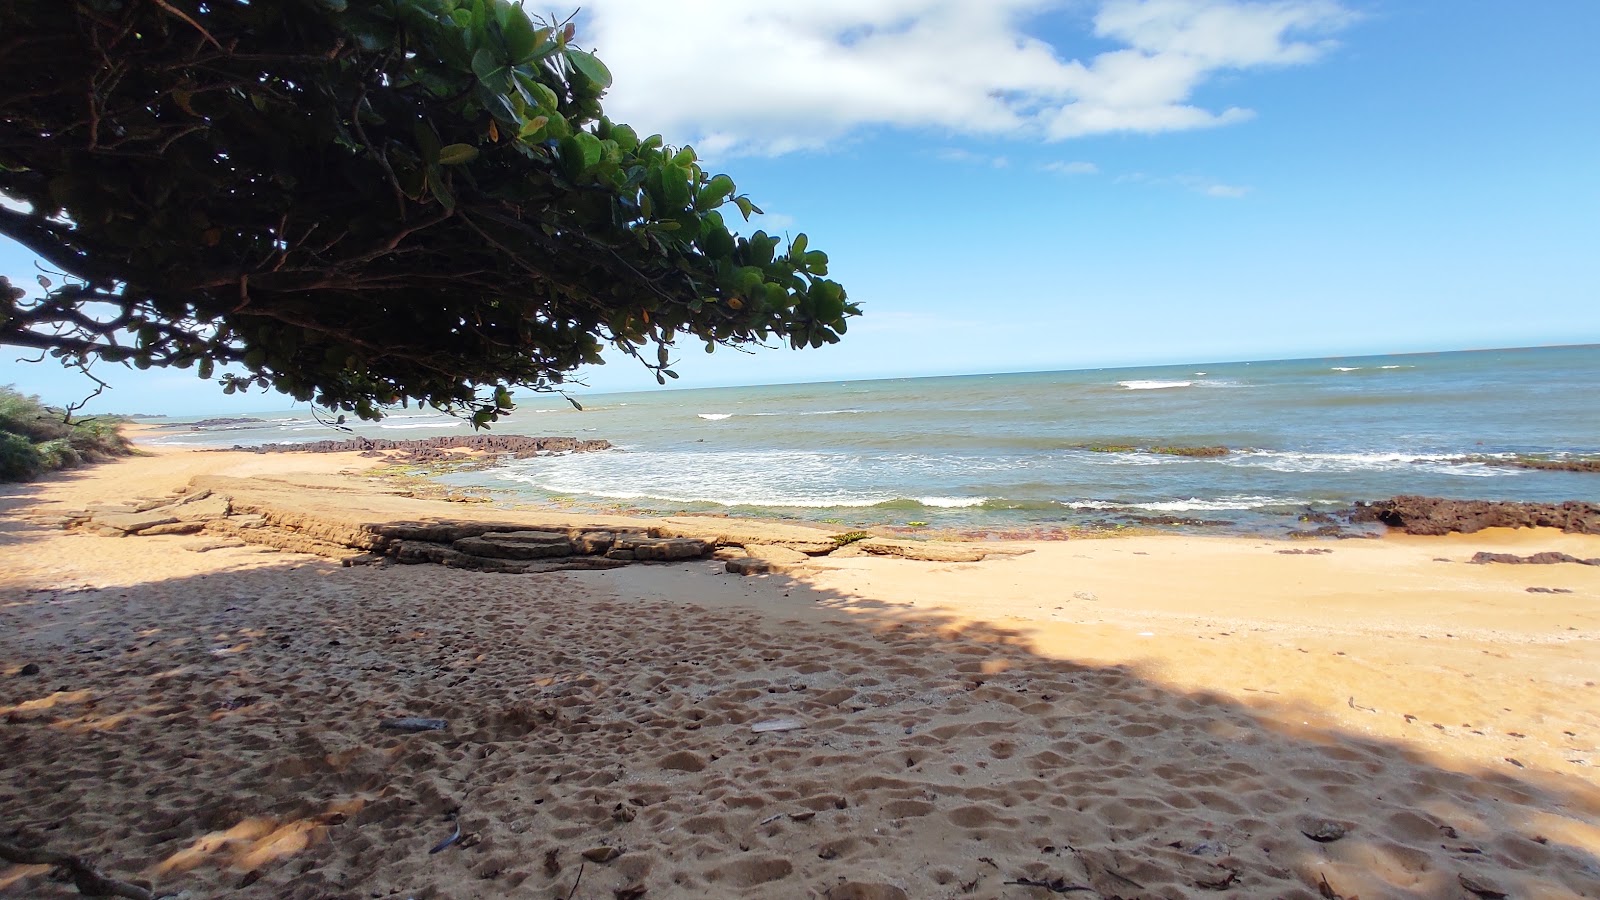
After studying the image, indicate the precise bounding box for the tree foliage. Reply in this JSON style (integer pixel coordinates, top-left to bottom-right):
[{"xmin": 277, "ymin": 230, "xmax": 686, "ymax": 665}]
[{"xmin": 0, "ymin": 0, "xmax": 856, "ymax": 423}]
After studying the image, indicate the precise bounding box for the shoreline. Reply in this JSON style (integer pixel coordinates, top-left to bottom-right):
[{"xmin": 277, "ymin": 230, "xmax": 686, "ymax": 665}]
[
  {"xmin": 144, "ymin": 428, "xmax": 1600, "ymax": 543},
  {"xmin": 3, "ymin": 434, "xmax": 1598, "ymax": 897}
]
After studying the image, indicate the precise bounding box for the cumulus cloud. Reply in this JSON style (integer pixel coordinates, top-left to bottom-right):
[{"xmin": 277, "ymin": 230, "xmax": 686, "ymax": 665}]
[{"xmin": 578, "ymin": 0, "xmax": 1354, "ymax": 155}]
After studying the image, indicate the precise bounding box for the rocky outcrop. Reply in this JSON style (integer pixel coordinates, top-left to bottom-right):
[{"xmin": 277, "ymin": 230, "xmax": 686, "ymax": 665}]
[
  {"xmin": 31, "ymin": 485, "xmax": 1028, "ymax": 576},
  {"xmin": 851, "ymin": 538, "xmax": 1033, "ymax": 563},
  {"xmin": 1350, "ymin": 496, "xmax": 1600, "ymax": 535},
  {"xmin": 227, "ymin": 435, "xmax": 611, "ymax": 462},
  {"xmin": 1470, "ymin": 551, "xmax": 1600, "ymax": 566},
  {"xmin": 32, "ymin": 488, "xmax": 718, "ymax": 573}
]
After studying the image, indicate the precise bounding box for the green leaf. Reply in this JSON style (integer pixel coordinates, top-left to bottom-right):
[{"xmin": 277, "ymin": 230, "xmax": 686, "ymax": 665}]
[
  {"xmin": 564, "ymin": 49, "xmax": 613, "ymax": 89},
  {"xmin": 659, "ymin": 163, "xmax": 692, "ymax": 209},
  {"xmin": 438, "ymin": 143, "xmax": 479, "ymax": 165},
  {"xmin": 502, "ymin": 8, "xmax": 539, "ymax": 60},
  {"xmin": 471, "ymin": 48, "xmax": 496, "ymax": 80},
  {"xmin": 530, "ymin": 81, "xmax": 561, "ymax": 111},
  {"xmin": 518, "ymin": 116, "xmax": 549, "ymax": 139},
  {"xmin": 733, "ymin": 196, "xmax": 755, "ymax": 221}
]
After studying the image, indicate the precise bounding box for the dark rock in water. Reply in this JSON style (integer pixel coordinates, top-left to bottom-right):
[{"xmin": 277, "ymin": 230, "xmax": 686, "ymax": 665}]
[
  {"xmin": 227, "ymin": 434, "xmax": 611, "ymax": 460},
  {"xmin": 17, "ymin": 663, "xmax": 40, "ymax": 677},
  {"xmin": 1351, "ymin": 496, "xmax": 1600, "ymax": 535},
  {"xmin": 1470, "ymin": 551, "xmax": 1600, "ymax": 566},
  {"xmin": 187, "ymin": 417, "xmax": 264, "ymax": 429}
]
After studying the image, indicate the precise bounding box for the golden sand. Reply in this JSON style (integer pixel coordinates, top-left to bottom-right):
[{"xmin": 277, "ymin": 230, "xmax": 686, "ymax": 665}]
[{"xmin": 1, "ymin": 441, "xmax": 1597, "ymax": 898}]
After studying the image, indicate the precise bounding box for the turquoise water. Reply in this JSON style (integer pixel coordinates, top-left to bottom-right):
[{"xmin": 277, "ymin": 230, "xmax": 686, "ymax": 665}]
[{"xmin": 146, "ymin": 345, "xmax": 1600, "ymax": 533}]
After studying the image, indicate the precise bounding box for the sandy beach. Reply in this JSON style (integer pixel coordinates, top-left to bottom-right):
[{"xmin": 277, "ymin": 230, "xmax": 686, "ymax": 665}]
[{"xmin": 2, "ymin": 438, "xmax": 1598, "ymax": 899}]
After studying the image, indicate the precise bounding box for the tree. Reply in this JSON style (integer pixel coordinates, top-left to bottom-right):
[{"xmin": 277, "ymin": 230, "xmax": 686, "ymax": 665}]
[{"xmin": 0, "ymin": 0, "xmax": 857, "ymax": 423}]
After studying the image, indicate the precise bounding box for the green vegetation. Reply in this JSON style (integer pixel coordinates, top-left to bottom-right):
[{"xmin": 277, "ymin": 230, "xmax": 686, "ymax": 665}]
[
  {"xmin": 1, "ymin": 0, "xmax": 855, "ymax": 424},
  {"xmin": 0, "ymin": 387, "xmax": 132, "ymax": 481},
  {"xmin": 833, "ymin": 530, "xmax": 873, "ymax": 545}
]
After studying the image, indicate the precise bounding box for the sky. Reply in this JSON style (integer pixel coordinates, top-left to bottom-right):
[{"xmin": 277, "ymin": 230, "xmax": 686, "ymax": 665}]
[{"xmin": 3, "ymin": 0, "xmax": 1598, "ymax": 415}]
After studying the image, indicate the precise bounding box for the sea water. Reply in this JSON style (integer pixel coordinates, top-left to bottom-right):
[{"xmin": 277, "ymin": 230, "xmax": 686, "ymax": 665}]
[{"xmin": 144, "ymin": 345, "xmax": 1600, "ymax": 533}]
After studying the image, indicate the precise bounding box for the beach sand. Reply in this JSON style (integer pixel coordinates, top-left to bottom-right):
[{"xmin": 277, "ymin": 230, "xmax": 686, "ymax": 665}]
[{"xmin": 2, "ymin": 443, "xmax": 1598, "ymax": 898}]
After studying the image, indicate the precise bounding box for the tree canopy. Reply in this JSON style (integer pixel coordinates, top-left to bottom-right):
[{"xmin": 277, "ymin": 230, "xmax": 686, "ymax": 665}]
[{"xmin": 0, "ymin": 0, "xmax": 857, "ymax": 423}]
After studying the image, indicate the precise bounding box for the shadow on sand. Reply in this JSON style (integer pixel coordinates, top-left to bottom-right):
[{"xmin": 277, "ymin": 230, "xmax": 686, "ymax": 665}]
[{"xmin": 1, "ymin": 535, "xmax": 1598, "ymax": 899}]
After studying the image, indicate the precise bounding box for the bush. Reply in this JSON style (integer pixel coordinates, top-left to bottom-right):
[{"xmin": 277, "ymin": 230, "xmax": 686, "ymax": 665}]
[
  {"xmin": 0, "ymin": 431, "xmax": 42, "ymax": 481},
  {"xmin": 0, "ymin": 386, "xmax": 133, "ymax": 481}
]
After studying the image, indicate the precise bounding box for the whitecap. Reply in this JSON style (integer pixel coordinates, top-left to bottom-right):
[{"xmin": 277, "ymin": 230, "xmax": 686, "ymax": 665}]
[
  {"xmin": 1331, "ymin": 367, "xmax": 1361, "ymax": 372},
  {"xmin": 697, "ymin": 413, "xmax": 733, "ymax": 420},
  {"xmin": 918, "ymin": 496, "xmax": 987, "ymax": 508},
  {"xmin": 1132, "ymin": 495, "xmax": 1311, "ymax": 512},
  {"xmin": 1119, "ymin": 380, "xmax": 1192, "ymax": 390}
]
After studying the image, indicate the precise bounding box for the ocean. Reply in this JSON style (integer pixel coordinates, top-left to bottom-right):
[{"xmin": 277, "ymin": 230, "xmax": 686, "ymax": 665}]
[{"xmin": 142, "ymin": 344, "xmax": 1600, "ymax": 535}]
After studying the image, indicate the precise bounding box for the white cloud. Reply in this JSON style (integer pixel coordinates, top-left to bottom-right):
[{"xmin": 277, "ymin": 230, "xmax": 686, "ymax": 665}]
[
  {"xmin": 1042, "ymin": 161, "xmax": 1100, "ymax": 175},
  {"xmin": 1117, "ymin": 171, "xmax": 1251, "ymax": 197},
  {"xmin": 936, "ymin": 148, "xmax": 1011, "ymax": 167},
  {"xmin": 578, "ymin": 0, "xmax": 1354, "ymax": 155}
]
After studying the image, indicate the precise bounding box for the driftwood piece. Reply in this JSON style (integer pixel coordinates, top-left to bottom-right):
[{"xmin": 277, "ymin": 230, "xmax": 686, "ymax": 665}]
[{"xmin": 0, "ymin": 838, "xmax": 158, "ymax": 899}]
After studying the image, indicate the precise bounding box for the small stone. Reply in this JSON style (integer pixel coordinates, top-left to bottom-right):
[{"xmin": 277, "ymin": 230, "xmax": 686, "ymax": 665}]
[
  {"xmin": 581, "ymin": 846, "xmax": 622, "ymax": 863},
  {"xmin": 17, "ymin": 663, "xmax": 40, "ymax": 677},
  {"xmin": 1299, "ymin": 819, "xmax": 1347, "ymax": 842}
]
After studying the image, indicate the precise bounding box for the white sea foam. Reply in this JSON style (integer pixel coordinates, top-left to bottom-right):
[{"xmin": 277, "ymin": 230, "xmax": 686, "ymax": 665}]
[
  {"xmin": 918, "ymin": 496, "xmax": 986, "ymax": 508},
  {"xmin": 1131, "ymin": 495, "xmax": 1309, "ymax": 512},
  {"xmin": 1065, "ymin": 496, "xmax": 1312, "ymax": 512},
  {"xmin": 697, "ymin": 413, "xmax": 733, "ymax": 420},
  {"xmin": 1331, "ymin": 367, "xmax": 1361, "ymax": 372},
  {"xmin": 1223, "ymin": 450, "xmax": 1509, "ymax": 477},
  {"xmin": 1119, "ymin": 380, "xmax": 1192, "ymax": 390},
  {"xmin": 1380, "ymin": 365, "xmax": 1413, "ymax": 369}
]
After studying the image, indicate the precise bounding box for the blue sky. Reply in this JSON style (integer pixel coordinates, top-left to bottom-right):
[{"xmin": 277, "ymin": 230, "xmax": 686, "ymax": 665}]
[{"xmin": 3, "ymin": 0, "xmax": 1597, "ymax": 414}]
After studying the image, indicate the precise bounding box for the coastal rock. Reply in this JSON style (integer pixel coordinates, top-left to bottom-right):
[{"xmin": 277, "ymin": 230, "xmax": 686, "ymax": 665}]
[
  {"xmin": 93, "ymin": 512, "xmax": 180, "ymax": 534},
  {"xmin": 652, "ymin": 518, "xmax": 843, "ymax": 555},
  {"xmin": 169, "ymin": 495, "xmax": 231, "ymax": 522},
  {"xmin": 856, "ymin": 539, "xmax": 989, "ymax": 563},
  {"xmin": 227, "ymin": 434, "xmax": 612, "ymax": 460},
  {"xmin": 629, "ymin": 537, "xmax": 712, "ymax": 561},
  {"xmin": 136, "ymin": 521, "xmax": 207, "ymax": 536},
  {"xmin": 367, "ymin": 521, "xmax": 498, "ymax": 543},
  {"xmin": 1469, "ymin": 551, "xmax": 1600, "ymax": 566},
  {"xmin": 1351, "ymin": 496, "xmax": 1600, "ymax": 535},
  {"xmin": 739, "ymin": 545, "xmax": 812, "ymax": 566},
  {"xmin": 454, "ymin": 531, "xmax": 573, "ymax": 560},
  {"xmin": 571, "ymin": 531, "xmax": 616, "ymax": 555}
]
